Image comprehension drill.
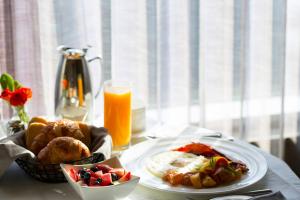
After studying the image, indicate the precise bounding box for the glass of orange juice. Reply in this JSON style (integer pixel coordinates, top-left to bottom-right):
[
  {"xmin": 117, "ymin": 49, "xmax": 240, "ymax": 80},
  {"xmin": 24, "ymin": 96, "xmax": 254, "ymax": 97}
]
[{"xmin": 103, "ymin": 80, "xmax": 132, "ymax": 151}]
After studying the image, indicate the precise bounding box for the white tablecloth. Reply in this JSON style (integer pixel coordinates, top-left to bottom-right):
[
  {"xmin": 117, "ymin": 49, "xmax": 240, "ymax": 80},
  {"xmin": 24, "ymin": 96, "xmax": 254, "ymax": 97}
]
[{"xmin": 0, "ymin": 126, "xmax": 300, "ymax": 200}]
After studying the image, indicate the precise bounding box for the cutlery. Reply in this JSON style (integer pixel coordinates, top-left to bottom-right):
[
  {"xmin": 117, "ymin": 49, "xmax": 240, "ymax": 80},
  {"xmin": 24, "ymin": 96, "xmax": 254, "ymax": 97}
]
[
  {"xmin": 146, "ymin": 132, "xmax": 234, "ymax": 141},
  {"xmin": 241, "ymin": 189, "xmax": 273, "ymax": 196},
  {"xmin": 186, "ymin": 189, "xmax": 273, "ymax": 200}
]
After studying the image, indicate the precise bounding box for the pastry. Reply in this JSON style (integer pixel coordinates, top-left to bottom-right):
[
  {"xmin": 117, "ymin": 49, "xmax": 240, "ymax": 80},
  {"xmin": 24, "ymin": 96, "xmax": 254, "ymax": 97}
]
[
  {"xmin": 28, "ymin": 119, "xmax": 90, "ymax": 155},
  {"xmin": 29, "ymin": 116, "xmax": 48, "ymax": 125},
  {"xmin": 25, "ymin": 122, "xmax": 47, "ymax": 148},
  {"xmin": 37, "ymin": 137, "xmax": 91, "ymax": 164},
  {"xmin": 77, "ymin": 121, "xmax": 91, "ymax": 148}
]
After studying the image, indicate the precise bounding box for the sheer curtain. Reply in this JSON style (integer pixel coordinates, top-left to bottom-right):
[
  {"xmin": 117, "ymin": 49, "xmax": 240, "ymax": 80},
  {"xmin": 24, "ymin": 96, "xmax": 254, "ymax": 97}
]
[{"xmin": 1, "ymin": 0, "xmax": 300, "ymax": 162}]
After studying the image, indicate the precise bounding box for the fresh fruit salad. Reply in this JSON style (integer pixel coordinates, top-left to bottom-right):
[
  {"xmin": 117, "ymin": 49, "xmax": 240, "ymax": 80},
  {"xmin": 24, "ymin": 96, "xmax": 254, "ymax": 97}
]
[{"xmin": 69, "ymin": 164, "xmax": 131, "ymax": 187}]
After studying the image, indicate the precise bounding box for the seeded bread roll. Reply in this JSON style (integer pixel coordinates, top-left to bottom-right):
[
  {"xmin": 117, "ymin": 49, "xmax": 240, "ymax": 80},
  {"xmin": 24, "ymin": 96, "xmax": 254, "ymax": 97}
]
[{"xmin": 37, "ymin": 137, "xmax": 91, "ymax": 164}]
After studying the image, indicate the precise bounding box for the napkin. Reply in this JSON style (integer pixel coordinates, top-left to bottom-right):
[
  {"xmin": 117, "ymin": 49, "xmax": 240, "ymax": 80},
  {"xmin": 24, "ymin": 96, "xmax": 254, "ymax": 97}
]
[
  {"xmin": 0, "ymin": 126, "xmax": 112, "ymax": 177},
  {"xmin": 249, "ymin": 191, "xmax": 286, "ymax": 200}
]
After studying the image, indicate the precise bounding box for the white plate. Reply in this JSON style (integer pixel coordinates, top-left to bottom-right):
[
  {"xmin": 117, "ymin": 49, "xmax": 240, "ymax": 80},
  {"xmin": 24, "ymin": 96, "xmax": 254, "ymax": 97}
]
[{"xmin": 120, "ymin": 137, "xmax": 267, "ymax": 195}]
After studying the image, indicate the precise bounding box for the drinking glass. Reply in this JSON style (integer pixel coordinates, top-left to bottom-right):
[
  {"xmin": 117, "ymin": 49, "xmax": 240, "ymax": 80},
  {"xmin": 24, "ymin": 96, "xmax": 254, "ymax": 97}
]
[{"xmin": 103, "ymin": 80, "xmax": 132, "ymax": 151}]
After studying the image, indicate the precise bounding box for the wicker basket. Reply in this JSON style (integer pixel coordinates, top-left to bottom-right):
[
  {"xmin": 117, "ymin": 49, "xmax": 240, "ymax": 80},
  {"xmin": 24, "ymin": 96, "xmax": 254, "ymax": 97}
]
[{"xmin": 15, "ymin": 153, "xmax": 105, "ymax": 183}]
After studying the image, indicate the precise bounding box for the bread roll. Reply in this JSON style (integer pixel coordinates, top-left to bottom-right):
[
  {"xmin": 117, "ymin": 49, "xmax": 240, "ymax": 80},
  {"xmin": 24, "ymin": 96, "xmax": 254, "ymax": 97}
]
[
  {"xmin": 37, "ymin": 137, "xmax": 91, "ymax": 164},
  {"xmin": 26, "ymin": 122, "xmax": 47, "ymax": 148},
  {"xmin": 29, "ymin": 116, "xmax": 48, "ymax": 125}
]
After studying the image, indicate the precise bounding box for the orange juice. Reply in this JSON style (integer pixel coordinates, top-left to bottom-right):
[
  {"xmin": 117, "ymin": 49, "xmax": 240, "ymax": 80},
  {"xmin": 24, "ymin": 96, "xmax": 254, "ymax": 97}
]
[{"xmin": 104, "ymin": 81, "xmax": 131, "ymax": 150}]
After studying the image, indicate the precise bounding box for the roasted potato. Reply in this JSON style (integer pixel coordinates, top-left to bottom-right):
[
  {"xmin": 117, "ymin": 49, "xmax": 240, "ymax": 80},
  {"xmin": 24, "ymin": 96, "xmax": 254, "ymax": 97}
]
[{"xmin": 202, "ymin": 175, "xmax": 217, "ymax": 187}]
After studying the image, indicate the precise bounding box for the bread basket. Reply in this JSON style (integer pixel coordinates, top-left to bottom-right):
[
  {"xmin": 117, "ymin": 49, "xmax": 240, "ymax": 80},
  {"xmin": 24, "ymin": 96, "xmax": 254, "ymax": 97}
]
[{"xmin": 6, "ymin": 125, "xmax": 112, "ymax": 183}]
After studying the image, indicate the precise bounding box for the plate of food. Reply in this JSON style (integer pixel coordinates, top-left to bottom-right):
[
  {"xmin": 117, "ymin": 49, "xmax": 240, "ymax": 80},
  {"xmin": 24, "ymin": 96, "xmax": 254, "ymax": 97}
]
[{"xmin": 120, "ymin": 136, "xmax": 267, "ymax": 195}]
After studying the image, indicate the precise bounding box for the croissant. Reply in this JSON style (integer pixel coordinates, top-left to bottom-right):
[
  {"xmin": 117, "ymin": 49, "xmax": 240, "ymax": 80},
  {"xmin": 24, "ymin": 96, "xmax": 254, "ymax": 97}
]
[
  {"xmin": 37, "ymin": 137, "xmax": 91, "ymax": 164},
  {"xmin": 77, "ymin": 121, "xmax": 91, "ymax": 148}
]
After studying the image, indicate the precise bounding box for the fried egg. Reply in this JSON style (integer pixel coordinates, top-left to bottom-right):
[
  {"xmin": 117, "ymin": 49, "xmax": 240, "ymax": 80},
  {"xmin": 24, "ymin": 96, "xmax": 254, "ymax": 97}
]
[{"xmin": 146, "ymin": 151, "xmax": 208, "ymax": 178}]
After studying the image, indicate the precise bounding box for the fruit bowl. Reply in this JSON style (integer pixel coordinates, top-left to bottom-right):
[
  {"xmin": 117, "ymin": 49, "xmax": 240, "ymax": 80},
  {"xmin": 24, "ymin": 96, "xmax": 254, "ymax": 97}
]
[
  {"xmin": 60, "ymin": 157, "xmax": 140, "ymax": 200},
  {"xmin": 15, "ymin": 153, "xmax": 105, "ymax": 182}
]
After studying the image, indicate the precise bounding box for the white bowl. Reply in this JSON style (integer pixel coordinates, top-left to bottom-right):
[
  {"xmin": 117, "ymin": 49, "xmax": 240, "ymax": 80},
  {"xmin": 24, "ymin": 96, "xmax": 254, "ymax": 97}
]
[{"xmin": 60, "ymin": 157, "xmax": 140, "ymax": 200}]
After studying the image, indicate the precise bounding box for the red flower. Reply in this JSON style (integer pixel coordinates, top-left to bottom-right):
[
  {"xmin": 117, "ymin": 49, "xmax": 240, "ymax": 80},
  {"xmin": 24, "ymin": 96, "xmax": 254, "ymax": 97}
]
[
  {"xmin": 19, "ymin": 87, "xmax": 32, "ymax": 99},
  {"xmin": 9, "ymin": 87, "xmax": 32, "ymax": 106},
  {"xmin": 0, "ymin": 89, "xmax": 12, "ymax": 101}
]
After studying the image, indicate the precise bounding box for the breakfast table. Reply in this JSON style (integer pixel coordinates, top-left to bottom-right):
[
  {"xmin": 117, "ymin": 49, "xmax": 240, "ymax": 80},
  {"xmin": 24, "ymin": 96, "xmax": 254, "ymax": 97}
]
[{"xmin": 0, "ymin": 125, "xmax": 300, "ymax": 200}]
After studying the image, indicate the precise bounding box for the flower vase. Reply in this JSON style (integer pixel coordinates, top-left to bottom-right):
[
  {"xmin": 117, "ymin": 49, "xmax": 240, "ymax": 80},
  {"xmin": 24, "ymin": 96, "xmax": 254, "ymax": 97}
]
[{"xmin": 6, "ymin": 106, "xmax": 25, "ymax": 136}]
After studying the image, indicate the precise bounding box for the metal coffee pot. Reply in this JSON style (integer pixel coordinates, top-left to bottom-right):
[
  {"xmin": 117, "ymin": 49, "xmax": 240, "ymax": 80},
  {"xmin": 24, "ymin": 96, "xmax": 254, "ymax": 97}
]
[{"xmin": 54, "ymin": 46, "xmax": 101, "ymax": 122}]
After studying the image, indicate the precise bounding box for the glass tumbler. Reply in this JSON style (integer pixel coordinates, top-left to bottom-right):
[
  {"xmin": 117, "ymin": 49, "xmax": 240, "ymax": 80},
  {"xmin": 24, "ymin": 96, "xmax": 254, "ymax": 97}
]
[{"xmin": 103, "ymin": 80, "xmax": 132, "ymax": 151}]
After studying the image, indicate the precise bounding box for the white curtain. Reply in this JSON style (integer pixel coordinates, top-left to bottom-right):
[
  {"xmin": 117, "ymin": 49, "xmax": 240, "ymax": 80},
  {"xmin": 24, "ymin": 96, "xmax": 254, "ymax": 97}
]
[{"xmin": 1, "ymin": 0, "xmax": 300, "ymax": 159}]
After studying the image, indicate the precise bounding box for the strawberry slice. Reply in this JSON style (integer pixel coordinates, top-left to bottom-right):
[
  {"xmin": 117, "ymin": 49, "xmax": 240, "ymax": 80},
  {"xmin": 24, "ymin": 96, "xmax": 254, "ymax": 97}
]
[
  {"xmin": 100, "ymin": 173, "xmax": 112, "ymax": 186},
  {"xmin": 109, "ymin": 168, "xmax": 125, "ymax": 178},
  {"xmin": 69, "ymin": 168, "xmax": 78, "ymax": 182},
  {"xmin": 119, "ymin": 171, "xmax": 131, "ymax": 182},
  {"xmin": 96, "ymin": 164, "xmax": 113, "ymax": 173}
]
